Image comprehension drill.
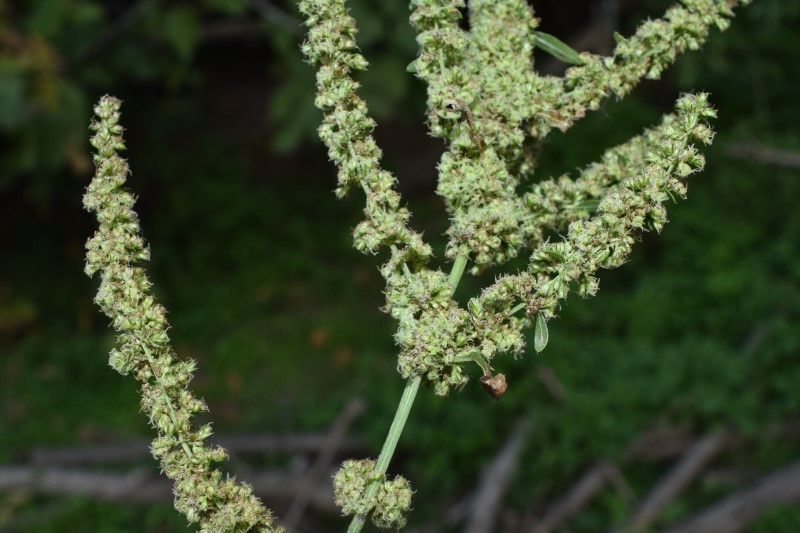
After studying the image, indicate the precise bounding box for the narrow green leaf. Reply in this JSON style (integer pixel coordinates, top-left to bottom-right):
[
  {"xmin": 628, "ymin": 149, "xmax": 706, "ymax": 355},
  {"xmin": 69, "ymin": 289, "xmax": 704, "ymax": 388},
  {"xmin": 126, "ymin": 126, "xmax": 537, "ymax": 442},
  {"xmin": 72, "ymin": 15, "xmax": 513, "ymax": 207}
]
[
  {"xmin": 534, "ymin": 313, "xmax": 549, "ymax": 353},
  {"xmin": 568, "ymin": 199, "xmax": 601, "ymax": 212},
  {"xmin": 469, "ymin": 350, "xmax": 491, "ymax": 376},
  {"xmin": 161, "ymin": 6, "xmax": 201, "ymax": 61},
  {"xmin": 542, "ymin": 249, "xmax": 566, "ymax": 262},
  {"xmin": 534, "ymin": 31, "xmax": 585, "ymax": 65}
]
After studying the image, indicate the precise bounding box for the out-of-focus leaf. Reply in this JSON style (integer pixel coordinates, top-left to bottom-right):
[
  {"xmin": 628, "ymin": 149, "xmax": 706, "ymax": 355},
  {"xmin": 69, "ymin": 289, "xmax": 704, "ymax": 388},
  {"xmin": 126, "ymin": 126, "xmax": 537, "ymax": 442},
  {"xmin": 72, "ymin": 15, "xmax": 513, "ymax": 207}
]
[
  {"xmin": 359, "ymin": 54, "xmax": 408, "ymax": 118},
  {"xmin": 202, "ymin": 0, "xmax": 247, "ymax": 15},
  {"xmin": 0, "ymin": 300, "xmax": 38, "ymax": 334},
  {"xmin": 568, "ymin": 199, "xmax": 601, "ymax": 212},
  {"xmin": 347, "ymin": 2, "xmax": 383, "ymax": 49},
  {"xmin": 0, "ymin": 62, "xmax": 28, "ymax": 130},
  {"xmin": 269, "ymin": 70, "xmax": 320, "ymax": 152},
  {"xmin": 161, "ymin": 6, "xmax": 201, "ymax": 60},
  {"xmin": 25, "ymin": 1, "xmax": 70, "ymax": 36}
]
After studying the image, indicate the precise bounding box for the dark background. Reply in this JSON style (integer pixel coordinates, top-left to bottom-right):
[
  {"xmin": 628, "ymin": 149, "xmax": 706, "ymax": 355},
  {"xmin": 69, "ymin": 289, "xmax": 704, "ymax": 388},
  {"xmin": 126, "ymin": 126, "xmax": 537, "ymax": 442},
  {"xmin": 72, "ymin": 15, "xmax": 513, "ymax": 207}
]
[{"xmin": 2, "ymin": 0, "xmax": 800, "ymax": 531}]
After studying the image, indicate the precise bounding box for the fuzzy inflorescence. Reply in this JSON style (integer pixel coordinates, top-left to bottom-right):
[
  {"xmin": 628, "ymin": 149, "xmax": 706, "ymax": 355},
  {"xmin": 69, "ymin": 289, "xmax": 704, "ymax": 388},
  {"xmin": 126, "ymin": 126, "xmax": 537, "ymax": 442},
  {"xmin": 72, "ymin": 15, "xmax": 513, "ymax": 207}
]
[
  {"xmin": 333, "ymin": 459, "xmax": 413, "ymax": 529},
  {"xmin": 77, "ymin": 0, "xmax": 753, "ymax": 528},
  {"xmin": 302, "ymin": 0, "xmax": 745, "ymax": 397},
  {"xmin": 84, "ymin": 96, "xmax": 283, "ymax": 533},
  {"xmin": 299, "ymin": 0, "xmax": 750, "ymax": 527},
  {"xmin": 475, "ymin": 93, "xmax": 717, "ymax": 344}
]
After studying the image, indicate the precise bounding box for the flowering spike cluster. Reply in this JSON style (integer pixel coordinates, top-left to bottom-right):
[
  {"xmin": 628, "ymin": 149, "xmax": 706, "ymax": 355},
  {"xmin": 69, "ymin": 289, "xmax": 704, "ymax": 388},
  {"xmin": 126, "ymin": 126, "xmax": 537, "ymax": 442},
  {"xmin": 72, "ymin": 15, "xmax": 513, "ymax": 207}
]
[
  {"xmin": 528, "ymin": 0, "xmax": 751, "ymax": 140},
  {"xmin": 476, "ymin": 94, "xmax": 717, "ymax": 344},
  {"xmin": 302, "ymin": 0, "xmax": 747, "ymax": 392},
  {"xmin": 465, "ymin": 0, "xmax": 539, "ymax": 170},
  {"xmin": 410, "ymin": 0, "xmax": 532, "ymax": 271},
  {"xmin": 405, "ymin": 0, "xmax": 749, "ymax": 272},
  {"xmin": 520, "ymin": 107, "xmax": 698, "ymax": 246},
  {"xmin": 333, "ymin": 459, "xmax": 413, "ymax": 529},
  {"xmin": 84, "ymin": 96, "xmax": 283, "ymax": 533},
  {"xmin": 409, "ymin": 0, "xmax": 474, "ymax": 140},
  {"xmin": 298, "ymin": 0, "xmax": 431, "ymax": 267},
  {"xmin": 300, "ymin": 0, "xmax": 468, "ymax": 396},
  {"xmin": 299, "ymin": 0, "xmax": 748, "ymax": 525}
]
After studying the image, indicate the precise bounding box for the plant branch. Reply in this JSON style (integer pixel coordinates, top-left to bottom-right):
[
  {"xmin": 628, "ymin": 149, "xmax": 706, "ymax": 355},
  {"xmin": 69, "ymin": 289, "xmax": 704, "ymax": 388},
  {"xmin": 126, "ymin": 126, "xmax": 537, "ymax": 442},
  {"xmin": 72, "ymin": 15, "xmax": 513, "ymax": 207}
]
[
  {"xmin": 463, "ymin": 417, "xmax": 532, "ymax": 533},
  {"xmin": 346, "ymin": 376, "xmax": 421, "ymax": 533},
  {"xmin": 28, "ymin": 433, "xmax": 366, "ymax": 465},
  {"xmin": 726, "ymin": 142, "xmax": 800, "ymax": 170},
  {"xmin": 531, "ymin": 462, "xmax": 618, "ymax": 533},
  {"xmin": 0, "ymin": 466, "xmax": 337, "ymax": 513},
  {"xmin": 618, "ymin": 431, "xmax": 730, "ymax": 532},
  {"xmin": 347, "ymin": 252, "xmax": 469, "ymax": 533},
  {"xmin": 284, "ymin": 398, "xmax": 365, "ymax": 528},
  {"xmin": 662, "ymin": 461, "xmax": 800, "ymax": 533}
]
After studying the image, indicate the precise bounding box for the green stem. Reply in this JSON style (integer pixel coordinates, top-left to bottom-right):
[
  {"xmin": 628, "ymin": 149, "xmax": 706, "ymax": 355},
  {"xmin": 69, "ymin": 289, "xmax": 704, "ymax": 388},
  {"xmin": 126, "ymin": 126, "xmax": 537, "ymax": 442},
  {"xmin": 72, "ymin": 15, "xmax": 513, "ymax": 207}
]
[
  {"xmin": 509, "ymin": 302, "xmax": 526, "ymax": 315},
  {"xmin": 142, "ymin": 344, "xmax": 197, "ymax": 462},
  {"xmin": 346, "ymin": 252, "xmax": 469, "ymax": 533},
  {"xmin": 346, "ymin": 376, "xmax": 420, "ymax": 533}
]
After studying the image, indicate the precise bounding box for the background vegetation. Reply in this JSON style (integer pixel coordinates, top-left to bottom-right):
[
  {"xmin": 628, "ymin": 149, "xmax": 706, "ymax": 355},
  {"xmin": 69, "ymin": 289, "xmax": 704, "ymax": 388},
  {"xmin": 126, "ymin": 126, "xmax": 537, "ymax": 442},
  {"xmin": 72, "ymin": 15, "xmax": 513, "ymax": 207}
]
[{"xmin": 1, "ymin": 0, "xmax": 799, "ymax": 531}]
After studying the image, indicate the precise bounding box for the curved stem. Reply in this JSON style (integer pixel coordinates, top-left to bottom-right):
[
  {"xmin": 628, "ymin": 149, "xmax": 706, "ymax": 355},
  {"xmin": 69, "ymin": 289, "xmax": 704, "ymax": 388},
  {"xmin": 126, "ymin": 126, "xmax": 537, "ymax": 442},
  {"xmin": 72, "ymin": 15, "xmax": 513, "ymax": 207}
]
[{"xmin": 347, "ymin": 252, "xmax": 469, "ymax": 533}]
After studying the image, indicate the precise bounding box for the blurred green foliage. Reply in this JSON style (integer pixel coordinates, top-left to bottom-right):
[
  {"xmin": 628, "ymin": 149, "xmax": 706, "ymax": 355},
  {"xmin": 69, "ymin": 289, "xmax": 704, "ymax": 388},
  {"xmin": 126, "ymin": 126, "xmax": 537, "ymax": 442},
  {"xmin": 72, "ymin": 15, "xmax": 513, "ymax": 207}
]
[
  {"xmin": 2, "ymin": 0, "xmax": 800, "ymax": 531},
  {"xmin": 0, "ymin": 0, "xmax": 422, "ymax": 197}
]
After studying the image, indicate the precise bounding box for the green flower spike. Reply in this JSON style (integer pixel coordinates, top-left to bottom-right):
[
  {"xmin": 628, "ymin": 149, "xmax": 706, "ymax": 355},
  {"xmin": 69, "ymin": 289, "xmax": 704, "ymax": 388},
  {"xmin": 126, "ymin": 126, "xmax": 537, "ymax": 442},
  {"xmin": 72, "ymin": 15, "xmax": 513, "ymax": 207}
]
[{"xmin": 84, "ymin": 95, "xmax": 283, "ymax": 533}]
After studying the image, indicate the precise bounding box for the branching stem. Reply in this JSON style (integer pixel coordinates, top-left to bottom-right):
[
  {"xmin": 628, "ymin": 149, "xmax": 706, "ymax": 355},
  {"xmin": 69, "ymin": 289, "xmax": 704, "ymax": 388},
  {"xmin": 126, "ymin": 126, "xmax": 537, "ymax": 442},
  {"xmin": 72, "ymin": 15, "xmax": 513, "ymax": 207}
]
[{"xmin": 347, "ymin": 251, "xmax": 469, "ymax": 533}]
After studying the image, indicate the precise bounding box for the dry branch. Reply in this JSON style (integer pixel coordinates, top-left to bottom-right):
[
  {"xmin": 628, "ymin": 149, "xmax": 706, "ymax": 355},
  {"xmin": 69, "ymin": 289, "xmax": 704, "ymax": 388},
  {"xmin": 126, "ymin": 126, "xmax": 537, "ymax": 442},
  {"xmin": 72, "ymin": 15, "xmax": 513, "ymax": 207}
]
[
  {"xmin": 283, "ymin": 398, "xmax": 365, "ymax": 529},
  {"xmin": 529, "ymin": 425, "xmax": 695, "ymax": 533},
  {"xmin": 536, "ymin": 365, "xmax": 568, "ymax": 403},
  {"xmin": 464, "ymin": 417, "xmax": 532, "ymax": 533},
  {"xmin": 0, "ymin": 466, "xmax": 336, "ymax": 513},
  {"xmin": 528, "ymin": 419, "xmax": 800, "ymax": 533},
  {"xmin": 531, "ymin": 461, "xmax": 617, "ymax": 533},
  {"xmin": 726, "ymin": 142, "xmax": 800, "ymax": 171},
  {"xmin": 624, "ymin": 425, "xmax": 698, "ymax": 461},
  {"xmin": 662, "ymin": 461, "xmax": 800, "ymax": 533},
  {"xmin": 28, "ymin": 433, "xmax": 366, "ymax": 465},
  {"xmin": 618, "ymin": 431, "xmax": 730, "ymax": 532},
  {"xmin": 603, "ymin": 462, "xmax": 636, "ymax": 509}
]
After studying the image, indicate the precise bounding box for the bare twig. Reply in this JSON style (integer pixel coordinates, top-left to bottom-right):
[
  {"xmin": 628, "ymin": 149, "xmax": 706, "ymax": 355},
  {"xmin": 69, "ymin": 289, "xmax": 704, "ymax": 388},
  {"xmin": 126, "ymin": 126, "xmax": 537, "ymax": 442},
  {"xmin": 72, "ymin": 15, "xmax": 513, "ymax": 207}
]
[
  {"xmin": 530, "ymin": 462, "xmax": 616, "ymax": 533},
  {"xmin": 662, "ymin": 461, "xmax": 800, "ymax": 533},
  {"xmin": 528, "ymin": 424, "xmax": 695, "ymax": 533},
  {"xmin": 464, "ymin": 417, "xmax": 532, "ymax": 533},
  {"xmin": 28, "ymin": 433, "xmax": 366, "ymax": 465},
  {"xmin": 603, "ymin": 463, "xmax": 636, "ymax": 510},
  {"xmin": 0, "ymin": 466, "xmax": 336, "ymax": 512},
  {"xmin": 726, "ymin": 142, "xmax": 800, "ymax": 171},
  {"xmin": 624, "ymin": 425, "xmax": 698, "ymax": 462},
  {"xmin": 618, "ymin": 431, "xmax": 730, "ymax": 532},
  {"xmin": 528, "ymin": 419, "xmax": 800, "ymax": 533},
  {"xmin": 283, "ymin": 398, "xmax": 365, "ymax": 529},
  {"xmin": 536, "ymin": 365, "xmax": 568, "ymax": 403}
]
